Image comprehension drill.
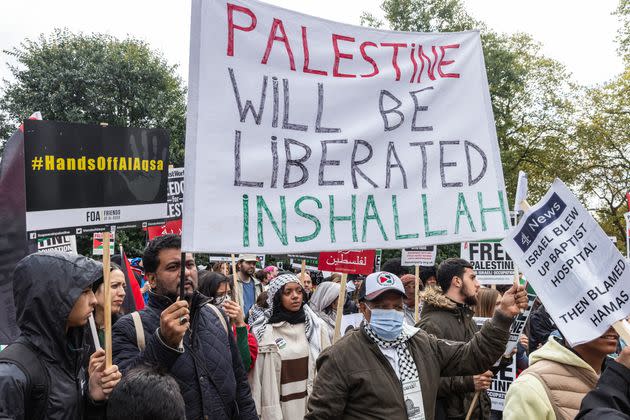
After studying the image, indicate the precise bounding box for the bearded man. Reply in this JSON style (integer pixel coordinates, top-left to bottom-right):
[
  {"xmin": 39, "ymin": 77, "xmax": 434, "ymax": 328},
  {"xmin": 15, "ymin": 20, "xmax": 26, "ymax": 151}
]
[{"xmin": 418, "ymin": 258, "xmax": 494, "ymax": 420}]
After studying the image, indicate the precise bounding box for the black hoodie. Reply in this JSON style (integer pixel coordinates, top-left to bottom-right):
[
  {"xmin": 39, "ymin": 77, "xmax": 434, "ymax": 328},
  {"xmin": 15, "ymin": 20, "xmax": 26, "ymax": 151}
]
[{"xmin": 0, "ymin": 252, "xmax": 103, "ymax": 419}]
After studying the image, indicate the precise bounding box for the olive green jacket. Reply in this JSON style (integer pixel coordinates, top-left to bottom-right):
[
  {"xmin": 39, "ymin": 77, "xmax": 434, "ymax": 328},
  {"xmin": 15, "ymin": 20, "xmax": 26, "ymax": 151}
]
[{"xmin": 305, "ymin": 310, "xmax": 513, "ymax": 420}]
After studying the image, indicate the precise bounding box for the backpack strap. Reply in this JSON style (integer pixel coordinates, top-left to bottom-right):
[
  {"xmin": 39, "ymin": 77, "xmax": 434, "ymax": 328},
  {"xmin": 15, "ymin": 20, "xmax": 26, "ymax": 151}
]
[
  {"xmin": 131, "ymin": 311, "xmax": 146, "ymax": 351},
  {"xmin": 0, "ymin": 342, "xmax": 50, "ymax": 420},
  {"xmin": 206, "ymin": 303, "xmax": 229, "ymax": 334}
]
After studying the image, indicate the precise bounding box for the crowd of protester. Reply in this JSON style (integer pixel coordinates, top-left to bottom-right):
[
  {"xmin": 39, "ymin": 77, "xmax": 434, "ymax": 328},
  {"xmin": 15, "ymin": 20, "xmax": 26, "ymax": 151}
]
[{"xmin": 0, "ymin": 234, "xmax": 628, "ymax": 419}]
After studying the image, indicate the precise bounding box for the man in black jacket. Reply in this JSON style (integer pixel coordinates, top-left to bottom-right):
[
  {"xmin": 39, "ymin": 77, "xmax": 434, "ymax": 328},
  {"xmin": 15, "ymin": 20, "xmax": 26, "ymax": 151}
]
[
  {"xmin": 577, "ymin": 344, "xmax": 630, "ymax": 419},
  {"xmin": 112, "ymin": 234, "xmax": 257, "ymax": 419},
  {"xmin": 527, "ymin": 304, "xmax": 557, "ymax": 352},
  {"xmin": 0, "ymin": 252, "xmax": 122, "ymax": 419}
]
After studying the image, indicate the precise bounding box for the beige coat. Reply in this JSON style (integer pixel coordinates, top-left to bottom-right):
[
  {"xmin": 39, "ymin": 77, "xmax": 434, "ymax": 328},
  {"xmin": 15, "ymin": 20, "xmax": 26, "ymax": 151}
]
[
  {"xmin": 504, "ymin": 336, "xmax": 600, "ymax": 420},
  {"xmin": 250, "ymin": 308, "xmax": 331, "ymax": 419}
]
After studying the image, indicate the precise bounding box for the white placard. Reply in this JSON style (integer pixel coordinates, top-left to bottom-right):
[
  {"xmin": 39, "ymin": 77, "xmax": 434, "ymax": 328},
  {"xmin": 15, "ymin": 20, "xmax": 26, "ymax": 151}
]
[
  {"xmin": 182, "ymin": 0, "xmax": 509, "ymax": 253},
  {"xmin": 340, "ymin": 313, "xmax": 363, "ymax": 336},
  {"xmin": 401, "ymin": 246, "xmax": 437, "ymax": 267},
  {"xmin": 461, "ymin": 241, "xmax": 514, "ymax": 284},
  {"xmin": 37, "ymin": 235, "xmax": 77, "ymax": 254},
  {"xmin": 502, "ymin": 179, "xmax": 630, "ymax": 346},
  {"xmin": 488, "ymin": 359, "xmax": 515, "ymax": 411}
]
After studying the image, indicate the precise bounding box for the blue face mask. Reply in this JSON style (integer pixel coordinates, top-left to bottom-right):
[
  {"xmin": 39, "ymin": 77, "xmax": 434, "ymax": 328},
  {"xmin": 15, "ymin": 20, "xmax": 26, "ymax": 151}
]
[{"xmin": 367, "ymin": 307, "xmax": 404, "ymax": 341}]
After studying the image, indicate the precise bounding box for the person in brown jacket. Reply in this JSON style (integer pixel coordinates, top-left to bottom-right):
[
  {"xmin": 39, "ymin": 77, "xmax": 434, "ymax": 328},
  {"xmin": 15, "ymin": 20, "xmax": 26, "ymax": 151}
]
[
  {"xmin": 305, "ymin": 270, "xmax": 528, "ymax": 420},
  {"xmin": 418, "ymin": 258, "xmax": 493, "ymax": 419}
]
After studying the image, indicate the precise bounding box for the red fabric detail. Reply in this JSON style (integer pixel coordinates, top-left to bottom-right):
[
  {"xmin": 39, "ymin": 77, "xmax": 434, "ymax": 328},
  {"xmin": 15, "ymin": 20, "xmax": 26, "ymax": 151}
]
[{"xmin": 122, "ymin": 250, "xmax": 145, "ymax": 310}]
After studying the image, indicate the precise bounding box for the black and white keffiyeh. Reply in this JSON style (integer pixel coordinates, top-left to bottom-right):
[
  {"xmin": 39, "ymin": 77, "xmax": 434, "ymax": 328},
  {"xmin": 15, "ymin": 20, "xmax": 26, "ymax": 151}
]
[
  {"xmin": 251, "ymin": 273, "xmax": 313, "ymax": 342},
  {"xmin": 364, "ymin": 323, "xmax": 425, "ymax": 419}
]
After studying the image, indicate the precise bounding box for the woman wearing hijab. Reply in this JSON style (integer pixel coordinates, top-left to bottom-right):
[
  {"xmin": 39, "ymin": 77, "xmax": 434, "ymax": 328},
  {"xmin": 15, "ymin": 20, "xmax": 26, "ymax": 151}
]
[
  {"xmin": 198, "ymin": 271, "xmax": 259, "ymax": 372},
  {"xmin": 250, "ymin": 272, "xmax": 331, "ymax": 419},
  {"xmin": 307, "ymin": 281, "xmax": 340, "ymax": 343}
]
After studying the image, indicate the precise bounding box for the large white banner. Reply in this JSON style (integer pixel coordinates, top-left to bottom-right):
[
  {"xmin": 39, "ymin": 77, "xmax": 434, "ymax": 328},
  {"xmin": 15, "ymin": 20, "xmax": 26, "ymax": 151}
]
[
  {"xmin": 502, "ymin": 179, "xmax": 630, "ymax": 346},
  {"xmin": 183, "ymin": 0, "xmax": 509, "ymax": 253}
]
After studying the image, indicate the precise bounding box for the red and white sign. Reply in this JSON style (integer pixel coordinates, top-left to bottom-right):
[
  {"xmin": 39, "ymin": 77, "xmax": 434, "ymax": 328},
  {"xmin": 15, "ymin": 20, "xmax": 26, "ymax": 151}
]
[
  {"xmin": 318, "ymin": 250, "xmax": 376, "ymax": 275},
  {"xmin": 147, "ymin": 219, "xmax": 183, "ymax": 240}
]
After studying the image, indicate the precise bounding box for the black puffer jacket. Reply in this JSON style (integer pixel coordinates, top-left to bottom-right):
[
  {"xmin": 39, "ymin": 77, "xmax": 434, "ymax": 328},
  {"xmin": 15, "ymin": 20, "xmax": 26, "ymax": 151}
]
[
  {"xmin": 418, "ymin": 287, "xmax": 491, "ymax": 420},
  {"xmin": 0, "ymin": 252, "xmax": 104, "ymax": 420},
  {"xmin": 576, "ymin": 359, "xmax": 630, "ymax": 420},
  {"xmin": 112, "ymin": 290, "xmax": 257, "ymax": 420}
]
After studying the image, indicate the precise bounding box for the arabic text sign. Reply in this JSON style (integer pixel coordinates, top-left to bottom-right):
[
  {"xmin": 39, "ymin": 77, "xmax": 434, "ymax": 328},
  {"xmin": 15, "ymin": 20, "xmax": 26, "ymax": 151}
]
[
  {"xmin": 24, "ymin": 120, "xmax": 170, "ymax": 238},
  {"xmin": 461, "ymin": 241, "xmax": 514, "ymax": 284},
  {"xmin": 401, "ymin": 246, "xmax": 437, "ymax": 267},
  {"xmin": 147, "ymin": 219, "xmax": 183, "ymax": 240},
  {"xmin": 318, "ymin": 250, "xmax": 376, "ymax": 275},
  {"xmin": 502, "ymin": 179, "xmax": 630, "ymax": 346},
  {"xmin": 182, "ymin": 0, "xmax": 510, "ymax": 253}
]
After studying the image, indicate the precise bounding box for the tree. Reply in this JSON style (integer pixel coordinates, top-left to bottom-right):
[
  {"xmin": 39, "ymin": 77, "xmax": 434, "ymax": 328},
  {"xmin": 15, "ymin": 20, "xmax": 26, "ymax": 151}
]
[
  {"xmin": 575, "ymin": 68, "xmax": 630, "ymax": 255},
  {"xmin": 362, "ymin": 0, "xmax": 580, "ymax": 204},
  {"xmin": 0, "ymin": 30, "xmax": 188, "ymax": 255},
  {"xmin": 0, "ymin": 112, "xmax": 13, "ymax": 149},
  {"xmin": 615, "ymin": 0, "xmax": 630, "ymax": 62},
  {"xmin": 0, "ymin": 29, "xmax": 187, "ymax": 166}
]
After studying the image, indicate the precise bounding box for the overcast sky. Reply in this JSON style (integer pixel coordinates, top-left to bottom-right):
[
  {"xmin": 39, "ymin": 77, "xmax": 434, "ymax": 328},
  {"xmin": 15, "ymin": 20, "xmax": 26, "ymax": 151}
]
[{"xmin": 0, "ymin": 0, "xmax": 624, "ymax": 90}]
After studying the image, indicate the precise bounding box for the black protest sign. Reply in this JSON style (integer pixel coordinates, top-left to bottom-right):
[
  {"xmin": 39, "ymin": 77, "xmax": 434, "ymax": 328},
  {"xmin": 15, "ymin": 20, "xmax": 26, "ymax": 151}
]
[
  {"xmin": 488, "ymin": 359, "xmax": 515, "ymax": 411},
  {"xmin": 24, "ymin": 120, "xmax": 170, "ymax": 237}
]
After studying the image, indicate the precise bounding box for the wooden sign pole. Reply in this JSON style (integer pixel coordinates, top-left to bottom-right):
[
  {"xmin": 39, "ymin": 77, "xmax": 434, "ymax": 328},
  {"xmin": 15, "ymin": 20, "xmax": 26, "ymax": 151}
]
[
  {"xmin": 102, "ymin": 232, "xmax": 112, "ymax": 367},
  {"xmin": 300, "ymin": 259, "xmax": 306, "ymax": 282},
  {"xmin": 231, "ymin": 254, "xmax": 240, "ymax": 304},
  {"xmin": 414, "ymin": 265, "xmax": 420, "ymax": 323},
  {"xmin": 333, "ymin": 273, "xmax": 348, "ymax": 343},
  {"xmin": 465, "ymin": 391, "xmax": 480, "ymax": 420}
]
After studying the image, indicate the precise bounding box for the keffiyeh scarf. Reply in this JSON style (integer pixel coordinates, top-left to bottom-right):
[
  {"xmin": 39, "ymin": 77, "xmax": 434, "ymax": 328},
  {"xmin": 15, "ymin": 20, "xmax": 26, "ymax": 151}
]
[
  {"xmin": 251, "ymin": 273, "xmax": 313, "ymax": 342},
  {"xmin": 364, "ymin": 323, "xmax": 426, "ymax": 420}
]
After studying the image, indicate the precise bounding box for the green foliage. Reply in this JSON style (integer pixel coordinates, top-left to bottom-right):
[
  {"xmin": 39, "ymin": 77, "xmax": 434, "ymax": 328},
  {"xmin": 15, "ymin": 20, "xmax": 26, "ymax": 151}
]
[
  {"xmin": 615, "ymin": 0, "xmax": 630, "ymax": 62},
  {"xmin": 0, "ymin": 112, "xmax": 14, "ymax": 154},
  {"xmin": 362, "ymin": 0, "xmax": 480, "ymax": 32},
  {"xmin": 575, "ymin": 69, "xmax": 630, "ymax": 255},
  {"xmin": 0, "ymin": 30, "xmax": 187, "ymax": 256},
  {"xmin": 0, "ymin": 29, "xmax": 187, "ymax": 166},
  {"xmin": 363, "ymin": 0, "xmax": 629, "ymax": 255},
  {"xmin": 363, "ymin": 0, "xmax": 579, "ymax": 205},
  {"xmin": 75, "ymin": 229, "xmax": 148, "ymax": 259}
]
